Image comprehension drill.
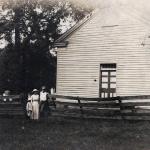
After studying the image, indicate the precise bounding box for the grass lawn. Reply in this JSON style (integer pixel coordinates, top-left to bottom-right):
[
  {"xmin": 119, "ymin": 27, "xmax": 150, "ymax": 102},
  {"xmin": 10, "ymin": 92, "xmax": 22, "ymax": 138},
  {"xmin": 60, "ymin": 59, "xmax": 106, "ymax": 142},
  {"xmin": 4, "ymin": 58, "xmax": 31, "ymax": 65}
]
[{"xmin": 0, "ymin": 116, "xmax": 150, "ymax": 150}]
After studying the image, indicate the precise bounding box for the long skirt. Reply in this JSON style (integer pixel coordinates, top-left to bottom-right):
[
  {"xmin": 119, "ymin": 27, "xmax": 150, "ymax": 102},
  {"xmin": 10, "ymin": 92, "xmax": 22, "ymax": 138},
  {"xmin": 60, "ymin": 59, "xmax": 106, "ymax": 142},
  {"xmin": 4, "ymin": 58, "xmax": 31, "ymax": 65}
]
[{"xmin": 31, "ymin": 101, "xmax": 39, "ymax": 120}]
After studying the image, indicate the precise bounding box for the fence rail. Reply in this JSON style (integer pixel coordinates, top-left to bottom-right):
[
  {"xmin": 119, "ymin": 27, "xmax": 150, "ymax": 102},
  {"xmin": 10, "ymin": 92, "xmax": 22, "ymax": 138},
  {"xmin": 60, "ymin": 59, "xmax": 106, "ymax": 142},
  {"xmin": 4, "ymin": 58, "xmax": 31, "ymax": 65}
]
[{"xmin": 50, "ymin": 94, "xmax": 150, "ymax": 101}]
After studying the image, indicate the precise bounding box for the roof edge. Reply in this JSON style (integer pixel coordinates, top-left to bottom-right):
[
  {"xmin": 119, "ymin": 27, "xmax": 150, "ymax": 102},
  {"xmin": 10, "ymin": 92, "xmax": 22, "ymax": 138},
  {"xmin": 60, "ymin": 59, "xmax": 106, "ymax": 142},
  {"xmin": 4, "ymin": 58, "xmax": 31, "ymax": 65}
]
[
  {"xmin": 53, "ymin": 9, "xmax": 99, "ymax": 47},
  {"xmin": 52, "ymin": 41, "xmax": 69, "ymax": 48}
]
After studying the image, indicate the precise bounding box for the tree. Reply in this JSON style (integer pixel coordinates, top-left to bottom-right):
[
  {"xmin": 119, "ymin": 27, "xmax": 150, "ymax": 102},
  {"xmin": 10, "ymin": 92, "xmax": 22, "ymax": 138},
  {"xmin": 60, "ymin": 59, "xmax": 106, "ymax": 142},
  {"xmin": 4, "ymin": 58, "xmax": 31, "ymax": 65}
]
[{"xmin": 0, "ymin": 0, "xmax": 92, "ymax": 93}]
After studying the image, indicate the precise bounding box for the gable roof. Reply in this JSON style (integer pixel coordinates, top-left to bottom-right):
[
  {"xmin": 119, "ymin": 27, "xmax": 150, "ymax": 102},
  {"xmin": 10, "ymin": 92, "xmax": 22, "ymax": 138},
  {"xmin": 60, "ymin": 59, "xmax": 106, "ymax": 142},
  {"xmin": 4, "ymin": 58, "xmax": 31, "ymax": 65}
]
[
  {"xmin": 52, "ymin": 9, "xmax": 98, "ymax": 48},
  {"xmin": 53, "ymin": 1, "xmax": 150, "ymax": 48}
]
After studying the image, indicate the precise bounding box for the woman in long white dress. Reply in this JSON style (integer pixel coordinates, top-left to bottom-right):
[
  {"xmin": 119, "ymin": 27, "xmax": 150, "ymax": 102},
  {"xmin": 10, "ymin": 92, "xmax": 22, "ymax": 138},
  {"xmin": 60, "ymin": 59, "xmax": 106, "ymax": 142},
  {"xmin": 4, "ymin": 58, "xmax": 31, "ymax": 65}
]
[{"xmin": 31, "ymin": 89, "xmax": 40, "ymax": 120}]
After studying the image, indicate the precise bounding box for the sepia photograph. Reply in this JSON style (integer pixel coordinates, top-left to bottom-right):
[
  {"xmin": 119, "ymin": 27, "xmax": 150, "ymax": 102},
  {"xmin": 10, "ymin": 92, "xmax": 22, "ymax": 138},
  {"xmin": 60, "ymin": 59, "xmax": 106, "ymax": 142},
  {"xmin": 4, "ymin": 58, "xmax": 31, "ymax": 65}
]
[{"xmin": 1, "ymin": 0, "xmax": 150, "ymax": 149}]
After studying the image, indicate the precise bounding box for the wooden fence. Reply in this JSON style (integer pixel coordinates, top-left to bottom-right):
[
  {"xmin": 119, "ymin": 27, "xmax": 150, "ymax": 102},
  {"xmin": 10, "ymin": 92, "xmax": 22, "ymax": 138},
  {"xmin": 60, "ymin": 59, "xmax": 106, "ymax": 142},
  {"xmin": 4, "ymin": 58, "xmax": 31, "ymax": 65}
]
[
  {"xmin": 0, "ymin": 95, "xmax": 25, "ymax": 116},
  {"xmin": 1, "ymin": 94, "xmax": 150, "ymax": 120},
  {"xmin": 50, "ymin": 95, "xmax": 150, "ymax": 119}
]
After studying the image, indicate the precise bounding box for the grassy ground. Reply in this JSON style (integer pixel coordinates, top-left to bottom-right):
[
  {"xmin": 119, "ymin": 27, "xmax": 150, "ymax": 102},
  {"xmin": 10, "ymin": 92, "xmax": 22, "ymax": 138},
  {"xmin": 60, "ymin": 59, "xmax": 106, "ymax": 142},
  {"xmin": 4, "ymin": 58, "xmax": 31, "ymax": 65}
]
[{"xmin": 0, "ymin": 117, "xmax": 150, "ymax": 150}]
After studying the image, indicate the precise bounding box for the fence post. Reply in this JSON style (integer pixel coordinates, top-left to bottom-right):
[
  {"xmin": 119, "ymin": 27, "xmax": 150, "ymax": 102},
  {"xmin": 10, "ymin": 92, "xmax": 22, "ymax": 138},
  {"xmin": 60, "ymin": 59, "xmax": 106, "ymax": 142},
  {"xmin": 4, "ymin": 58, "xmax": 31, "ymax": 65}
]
[
  {"xmin": 52, "ymin": 95, "xmax": 56, "ymax": 109},
  {"xmin": 48, "ymin": 94, "xmax": 56, "ymax": 109},
  {"xmin": 77, "ymin": 97, "xmax": 84, "ymax": 115},
  {"xmin": 118, "ymin": 96, "xmax": 125, "ymax": 120}
]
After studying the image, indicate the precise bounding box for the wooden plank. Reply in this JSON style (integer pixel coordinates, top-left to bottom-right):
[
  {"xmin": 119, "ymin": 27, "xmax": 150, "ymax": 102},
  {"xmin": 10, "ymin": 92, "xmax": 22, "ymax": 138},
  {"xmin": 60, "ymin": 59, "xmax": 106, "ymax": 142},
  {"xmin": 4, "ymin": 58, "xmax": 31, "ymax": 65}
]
[
  {"xmin": 0, "ymin": 102, "xmax": 21, "ymax": 105},
  {"xmin": 0, "ymin": 108, "xmax": 23, "ymax": 110},
  {"xmin": 78, "ymin": 102, "xmax": 119, "ymax": 108},
  {"xmin": 120, "ymin": 95, "xmax": 150, "ymax": 100},
  {"xmin": 55, "ymin": 106, "xmax": 120, "ymax": 113},
  {"xmin": 56, "ymin": 101, "xmax": 120, "ymax": 108},
  {"xmin": 71, "ymin": 108, "xmax": 120, "ymax": 116},
  {"xmin": 50, "ymin": 94, "xmax": 119, "ymax": 101},
  {"xmin": 51, "ymin": 94, "xmax": 150, "ymax": 101},
  {"xmin": 0, "ymin": 112, "xmax": 24, "ymax": 115},
  {"xmin": 121, "ymin": 112, "xmax": 150, "ymax": 116},
  {"xmin": 0, "ymin": 109, "xmax": 24, "ymax": 112},
  {"xmin": 121, "ymin": 102, "xmax": 150, "ymax": 106},
  {"xmin": 0, "ymin": 95, "xmax": 21, "ymax": 99}
]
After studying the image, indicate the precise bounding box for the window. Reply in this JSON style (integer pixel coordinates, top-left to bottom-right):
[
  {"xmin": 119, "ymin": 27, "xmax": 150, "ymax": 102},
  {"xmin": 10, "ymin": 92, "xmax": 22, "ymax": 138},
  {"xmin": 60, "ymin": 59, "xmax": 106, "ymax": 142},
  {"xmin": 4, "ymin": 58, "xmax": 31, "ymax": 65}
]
[{"xmin": 100, "ymin": 64, "xmax": 116, "ymax": 98}]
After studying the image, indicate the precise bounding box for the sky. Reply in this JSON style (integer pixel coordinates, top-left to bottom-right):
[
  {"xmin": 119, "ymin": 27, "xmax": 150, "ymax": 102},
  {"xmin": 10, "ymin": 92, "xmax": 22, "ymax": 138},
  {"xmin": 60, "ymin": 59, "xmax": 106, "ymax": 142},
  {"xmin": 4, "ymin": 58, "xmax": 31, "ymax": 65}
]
[{"xmin": 66, "ymin": 0, "xmax": 150, "ymax": 9}]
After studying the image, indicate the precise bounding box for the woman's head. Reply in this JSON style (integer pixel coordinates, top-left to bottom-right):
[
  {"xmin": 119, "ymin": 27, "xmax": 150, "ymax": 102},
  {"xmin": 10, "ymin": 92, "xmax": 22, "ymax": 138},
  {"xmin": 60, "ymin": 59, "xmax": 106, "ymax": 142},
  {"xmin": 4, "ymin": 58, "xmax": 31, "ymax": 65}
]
[{"xmin": 32, "ymin": 89, "xmax": 39, "ymax": 94}]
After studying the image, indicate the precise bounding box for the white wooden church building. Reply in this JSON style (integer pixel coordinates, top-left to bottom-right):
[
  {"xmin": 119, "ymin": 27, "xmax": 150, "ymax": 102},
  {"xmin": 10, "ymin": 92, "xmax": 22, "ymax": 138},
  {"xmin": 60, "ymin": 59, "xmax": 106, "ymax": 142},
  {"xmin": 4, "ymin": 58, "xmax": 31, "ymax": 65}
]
[{"xmin": 53, "ymin": 1, "xmax": 150, "ymax": 99}]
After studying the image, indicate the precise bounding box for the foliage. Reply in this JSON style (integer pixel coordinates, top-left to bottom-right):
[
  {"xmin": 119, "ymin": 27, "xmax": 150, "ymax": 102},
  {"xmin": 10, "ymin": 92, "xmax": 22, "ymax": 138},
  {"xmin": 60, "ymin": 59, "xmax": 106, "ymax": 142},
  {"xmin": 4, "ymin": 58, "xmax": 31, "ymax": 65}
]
[{"xmin": 0, "ymin": 0, "xmax": 92, "ymax": 93}]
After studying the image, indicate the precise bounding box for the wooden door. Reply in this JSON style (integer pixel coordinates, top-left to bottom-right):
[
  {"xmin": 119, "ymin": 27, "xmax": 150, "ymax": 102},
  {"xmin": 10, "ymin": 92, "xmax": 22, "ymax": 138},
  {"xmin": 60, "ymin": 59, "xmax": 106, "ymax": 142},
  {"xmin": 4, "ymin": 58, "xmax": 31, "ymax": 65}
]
[{"xmin": 100, "ymin": 64, "xmax": 116, "ymax": 98}]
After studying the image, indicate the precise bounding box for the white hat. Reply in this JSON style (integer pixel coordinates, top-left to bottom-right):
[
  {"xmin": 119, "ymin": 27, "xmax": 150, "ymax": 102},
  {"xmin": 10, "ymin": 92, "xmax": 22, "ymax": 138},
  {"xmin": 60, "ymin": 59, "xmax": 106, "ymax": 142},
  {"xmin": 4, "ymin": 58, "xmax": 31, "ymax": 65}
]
[{"xmin": 32, "ymin": 89, "xmax": 38, "ymax": 92}]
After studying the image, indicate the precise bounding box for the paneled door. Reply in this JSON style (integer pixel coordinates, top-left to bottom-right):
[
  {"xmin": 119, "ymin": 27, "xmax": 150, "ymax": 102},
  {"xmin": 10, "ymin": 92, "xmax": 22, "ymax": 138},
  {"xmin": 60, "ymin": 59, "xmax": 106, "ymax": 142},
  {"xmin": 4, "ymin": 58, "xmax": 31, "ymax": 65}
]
[{"xmin": 100, "ymin": 64, "xmax": 116, "ymax": 98}]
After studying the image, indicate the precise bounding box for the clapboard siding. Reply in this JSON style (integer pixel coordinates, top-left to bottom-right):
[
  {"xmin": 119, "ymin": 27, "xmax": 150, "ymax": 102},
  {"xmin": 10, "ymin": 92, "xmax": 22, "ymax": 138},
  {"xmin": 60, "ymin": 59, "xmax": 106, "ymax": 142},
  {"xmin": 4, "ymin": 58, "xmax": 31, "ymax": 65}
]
[{"xmin": 56, "ymin": 6, "xmax": 150, "ymax": 98}]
